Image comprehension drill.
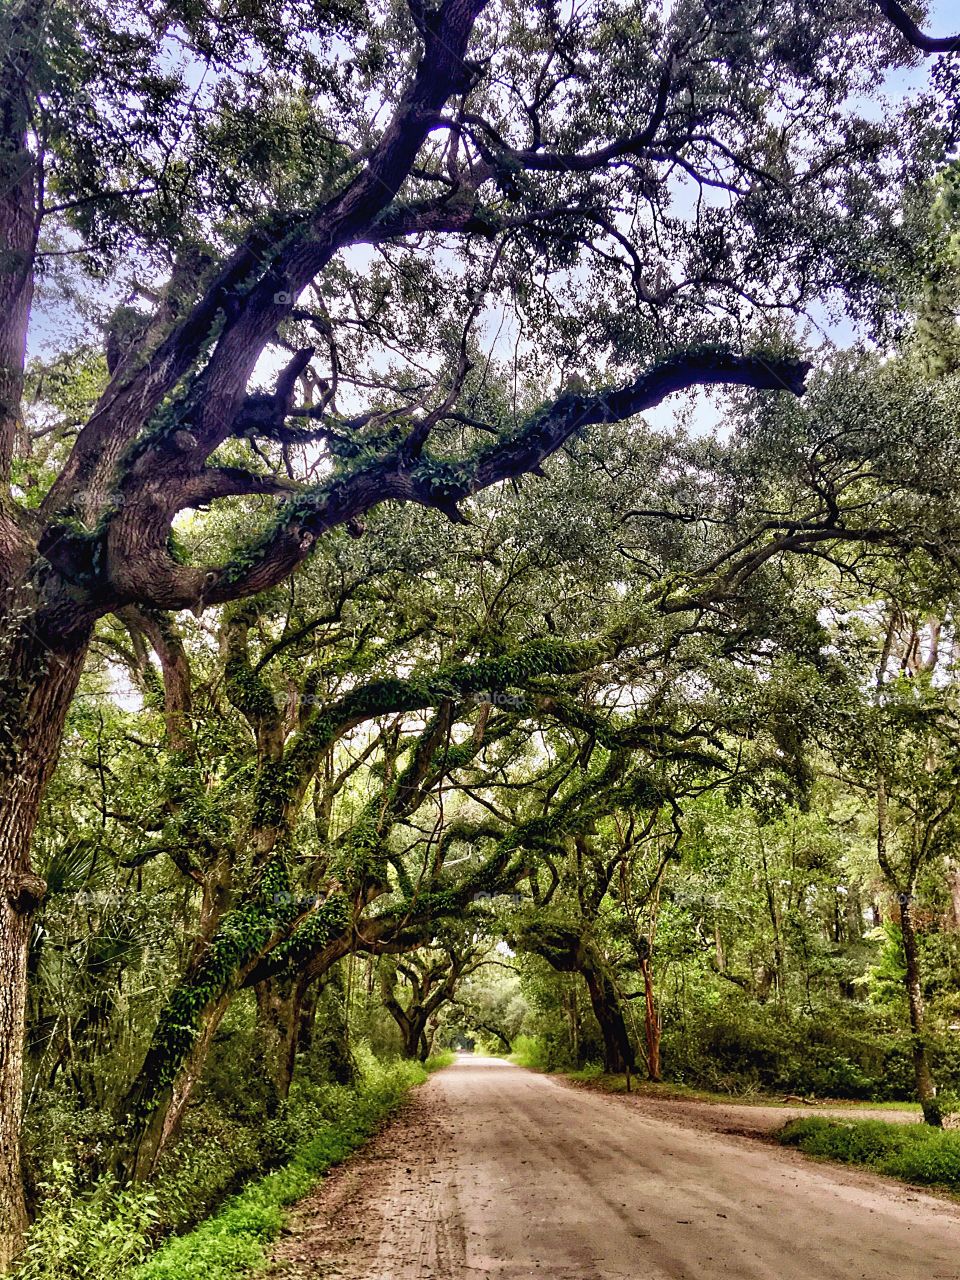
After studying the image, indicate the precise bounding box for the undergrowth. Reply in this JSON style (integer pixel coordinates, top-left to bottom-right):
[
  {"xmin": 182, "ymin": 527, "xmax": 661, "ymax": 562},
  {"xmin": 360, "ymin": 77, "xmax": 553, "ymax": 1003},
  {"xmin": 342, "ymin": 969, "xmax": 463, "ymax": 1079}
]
[
  {"xmin": 15, "ymin": 1050, "xmax": 453, "ymax": 1280},
  {"xmin": 778, "ymin": 1117, "xmax": 960, "ymax": 1193},
  {"xmin": 508, "ymin": 1034, "xmax": 556, "ymax": 1072}
]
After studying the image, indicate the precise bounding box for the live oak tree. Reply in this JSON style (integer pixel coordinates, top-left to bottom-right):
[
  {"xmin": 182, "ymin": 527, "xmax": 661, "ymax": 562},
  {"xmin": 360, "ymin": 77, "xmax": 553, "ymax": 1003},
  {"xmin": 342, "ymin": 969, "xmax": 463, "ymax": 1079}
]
[
  {"xmin": 1, "ymin": 0, "xmax": 958, "ymax": 1262},
  {"xmin": 378, "ymin": 936, "xmax": 488, "ymax": 1060},
  {"xmin": 14, "ymin": 324, "xmax": 960, "ymax": 1253}
]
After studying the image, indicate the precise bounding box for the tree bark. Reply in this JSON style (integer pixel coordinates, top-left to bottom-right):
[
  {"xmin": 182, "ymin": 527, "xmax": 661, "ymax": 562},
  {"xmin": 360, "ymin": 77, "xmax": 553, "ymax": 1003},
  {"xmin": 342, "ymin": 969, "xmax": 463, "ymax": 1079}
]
[
  {"xmin": 900, "ymin": 894, "xmax": 942, "ymax": 1127},
  {"xmin": 254, "ymin": 976, "xmax": 304, "ymax": 1106},
  {"xmin": 0, "ymin": 631, "xmax": 89, "ymax": 1268},
  {"xmin": 0, "ymin": 0, "xmax": 38, "ymax": 490},
  {"xmin": 582, "ymin": 964, "xmax": 635, "ymax": 1074},
  {"xmin": 640, "ymin": 957, "xmax": 661, "ymax": 1082},
  {"xmin": 380, "ymin": 961, "xmax": 429, "ymax": 1060},
  {"xmin": 121, "ymin": 987, "xmax": 233, "ymax": 1183},
  {"xmin": 518, "ymin": 923, "xmax": 635, "ymax": 1074},
  {"xmin": 311, "ymin": 964, "xmax": 355, "ymax": 1085}
]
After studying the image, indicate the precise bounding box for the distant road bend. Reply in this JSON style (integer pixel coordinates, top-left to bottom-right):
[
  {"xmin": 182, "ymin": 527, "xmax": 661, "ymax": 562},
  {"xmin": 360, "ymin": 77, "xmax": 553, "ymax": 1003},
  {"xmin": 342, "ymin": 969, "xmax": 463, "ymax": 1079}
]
[{"xmin": 268, "ymin": 1055, "xmax": 960, "ymax": 1280}]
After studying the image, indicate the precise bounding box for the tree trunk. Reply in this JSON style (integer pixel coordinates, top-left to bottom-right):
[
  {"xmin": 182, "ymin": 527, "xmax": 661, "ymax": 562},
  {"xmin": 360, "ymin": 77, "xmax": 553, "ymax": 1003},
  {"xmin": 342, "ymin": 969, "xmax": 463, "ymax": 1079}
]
[
  {"xmin": 946, "ymin": 859, "xmax": 960, "ymax": 932},
  {"xmin": 312, "ymin": 964, "xmax": 355, "ymax": 1084},
  {"xmin": 121, "ymin": 990, "xmax": 234, "ymax": 1182},
  {"xmin": 385, "ymin": 1000, "xmax": 426, "ymax": 1060},
  {"xmin": 0, "ymin": 0, "xmax": 37, "ymax": 492},
  {"xmin": 0, "ymin": 848, "xmax": 33, "ymax": 1272},
  {"xmin": 0, "ymin": 20, "xmax": 44, "ymax": 1244},
  {"xmin": 567, "ymin": 988, "xmax": 581, "ymax": 1066},
  {"xmin": 418, "ymin": 1026, "xmax": 432, "ymax": 1062},
  {"xmin": 517, "ymin": 925, "xmax": 634, "ymax": 1074},
  {"xmin": 406, "ymin": 1018, "xmax": 428, "ymax": 1060},
  {"xmin": 759, "ymin": 838, "xmax": 784, "ymax": 1001},
  {"xmin": 297, "ymin": 983, "xmax": 319, "ymax": 1055},
  {"xmin": 640, "ymin": 957, "xmax": 661, "ymax": 1082},
  {"xmin": 255, "ymin": 977, "xmax": 302, "ymax": 1108},
  {"xmin": 0, "ymin": 634, "xmax": 89, "ymax": 1269},
  {"xmin": 900, "ymin": 895, "xmax": 942, "ymax": 1127},
  {"xmin": 583, "ymin": 966, "xmax": 635, "ymax": 1074}
]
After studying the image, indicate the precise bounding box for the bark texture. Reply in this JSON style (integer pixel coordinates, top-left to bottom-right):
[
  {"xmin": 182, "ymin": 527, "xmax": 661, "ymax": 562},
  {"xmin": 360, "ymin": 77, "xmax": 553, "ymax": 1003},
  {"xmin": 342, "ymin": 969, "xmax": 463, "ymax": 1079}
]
[
  {"xmin": 0, "ymin": 634, "xmax": 88, "ymax": 1268},
  {"xmin": 900, "ymin": 895, "xmax": 942, "ymax": 1128}
]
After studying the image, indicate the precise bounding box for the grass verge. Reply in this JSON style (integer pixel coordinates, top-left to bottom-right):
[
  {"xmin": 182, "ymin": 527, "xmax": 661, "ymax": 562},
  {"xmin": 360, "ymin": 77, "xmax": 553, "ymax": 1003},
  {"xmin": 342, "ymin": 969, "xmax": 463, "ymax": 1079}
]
[
  {"xmin": 563, "ymin": 1069, "xmax": 923, "ymax": 1111},
  {"xmin": 15, "ymin": 1052, "xmax": 453, "ymax": 1280},
  {"xmin": 778, "ymin": 1117, "xmax": 960, "ymax": 1193},
  {"xmin": 131, "ymin": 1051, "xmax": 453, "ymax": 1280}
]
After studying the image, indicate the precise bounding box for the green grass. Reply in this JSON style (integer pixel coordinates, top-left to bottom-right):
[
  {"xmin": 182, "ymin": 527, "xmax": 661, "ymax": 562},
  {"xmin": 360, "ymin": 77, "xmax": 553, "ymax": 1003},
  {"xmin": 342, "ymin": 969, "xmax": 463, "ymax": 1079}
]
[
  {"xmin": 131, "ymin": 1052, "xmax": 453, "ymax": 1280},
  {"xmin": 778, "ymin": 1117, "xmax": 960, "ymax": 1193},
  {"xmin": 564, "ymin": 1070, "xmax": 923, "ymax": 1110},
  {"xmin": 15, "ymin": 1052, "xmax": 453, "ymax": 1280},
  {"xmin": 849, "ymin": 1099, "xmax": 923, "ymax": 1111}
]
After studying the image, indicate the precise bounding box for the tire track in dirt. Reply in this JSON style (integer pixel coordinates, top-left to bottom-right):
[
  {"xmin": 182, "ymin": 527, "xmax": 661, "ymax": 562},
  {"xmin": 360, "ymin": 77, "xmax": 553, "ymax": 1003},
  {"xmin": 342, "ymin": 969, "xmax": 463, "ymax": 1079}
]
[
  {"xmin": 267, "ymin": 1056, "xmax": 960, "ymax": 1280},
  {"xmin": 266, "ymin": 1076, "xmax": 465, "ymax": 1279}
]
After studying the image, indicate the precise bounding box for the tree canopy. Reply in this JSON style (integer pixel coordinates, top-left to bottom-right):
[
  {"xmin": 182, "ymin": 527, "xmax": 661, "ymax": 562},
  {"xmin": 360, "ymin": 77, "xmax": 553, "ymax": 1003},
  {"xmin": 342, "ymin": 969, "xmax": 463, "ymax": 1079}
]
[{"xmin": 2, "ymin": 0, "xmax": 960, "ymax": 1271}]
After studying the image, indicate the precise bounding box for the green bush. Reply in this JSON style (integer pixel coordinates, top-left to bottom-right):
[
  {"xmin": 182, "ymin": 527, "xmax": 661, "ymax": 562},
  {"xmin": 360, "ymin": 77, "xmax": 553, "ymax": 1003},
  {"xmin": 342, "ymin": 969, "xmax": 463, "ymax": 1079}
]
[
  {"xmin": 658, "ymin": 999, "xmax": 960, "ymax": 1101},
  {"xmin": 779, "ymin": 1116, "xmax": 960, "ymax": 1192},
  {"xmin": 147, "ymin": 1109, "xmax": 267, "ymax": 1236},
  {"xmin": 14, "ymin": 1163, "xmax": 160, "ymax": 1280},
  {"xmin": 509, "ymin": 1034, "xmax": 554, "ymax": 1072},
  {"xmin": 132, "ymin": 1053, "xmax": 439, "ymax": 1280},
  {"xmin": 15, "ymin": 1052, "xmax": 448, "ymax": 1280},
  {"xmin": 566, "ymin": 1063, "xmax": 605, "ymax": 1083}
]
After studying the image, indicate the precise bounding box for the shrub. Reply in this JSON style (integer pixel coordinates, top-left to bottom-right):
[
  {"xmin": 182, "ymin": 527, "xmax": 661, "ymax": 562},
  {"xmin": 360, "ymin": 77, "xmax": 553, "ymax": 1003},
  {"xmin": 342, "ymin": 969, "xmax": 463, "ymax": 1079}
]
[
  {"xmin": 510, "ymin": 1035, "xmax": 554, "ymax": 1072},
  {"xmin": 658, "ymin": 998, "xmax": 960, "ymax": 1101},
  {"xmin": 14, "ymin": 1052, "xmax": 447, "ymax": 1280},
  {"xmin": 130, "ymin": 1052, "xmax": 443, "ymax": 1280},
  {"xmin": 15, "ymin": 1163, "xmax": 160, "ymax": 1280},
  {"xmin": 779, "ymin": 1117, "xmax": 960, "ymax": 1193}
]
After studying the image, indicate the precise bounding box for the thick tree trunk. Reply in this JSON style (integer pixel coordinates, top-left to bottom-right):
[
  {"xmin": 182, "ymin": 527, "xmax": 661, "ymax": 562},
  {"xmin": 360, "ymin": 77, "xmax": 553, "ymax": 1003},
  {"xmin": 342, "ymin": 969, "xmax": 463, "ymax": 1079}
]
[
  {"xmin": 384, "ymin": 995, "xmax": 427, "ymax": 1060},
  {"xmin": 0, "ymin": 19, "xmax": 45, "ymax": 1257},
  {"xmin": 297, "ymin": 983, "xmax": 319, "ymax": 1055},
  {"xmin": 312, "ymin": 964, "xmax": 355, "ymax": 1084},
  {"xmin": 419, "ymin": 1026, "xmax": 433, "ymax": 1062},
  {"xmin": 122, "ymin": 990, "xmax": 234, "ymax": 1182},
  {"xmin": 254, "ymin": 976, "xmax": 303, "ymax": 1106},
  {"xmin": 518, "ymin": 924, "xmax": 634, "ymax": 1074},
  {"xmin": 380, "ymin": 958, "xmax": 425, "ymax": 1060},
  {"xmin": 119, "ymin": 898, "xmax": 354, "ymax": 1177},
  {"xmin": 900, "ymin": 895, "xmax": 942, "ymax": 1127},
  {"xmin": 583, "ymin": 966, "xmax": 635, "ymax": 1074},
  {"xmin": 0, "ymin": 632, "xmax": 89, "ymax": 1269},
  {"xmin": 0, "ymin": 853, "xmax": 32, "ymax": 1271},
  {"xmin": 400, "ymin": 1020, "xmax": 420, "ymax": 1059},
  {"xmin": 117, "ymin": 903, "xmax": 288, "ymax": 1181}
]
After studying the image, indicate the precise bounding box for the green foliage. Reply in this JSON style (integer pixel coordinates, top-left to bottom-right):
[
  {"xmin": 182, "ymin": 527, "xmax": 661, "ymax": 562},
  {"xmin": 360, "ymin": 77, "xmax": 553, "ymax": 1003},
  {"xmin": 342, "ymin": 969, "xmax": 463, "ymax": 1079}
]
[
  {"xmin": 17, "ymin": 1053, "xmax": 445, "ymax": 1280},
  {"xmin": 509, "ymin": 1035, "xmax": 556, "ymax": 1073},
  {"xmin": 131, "ymin": 1054, "xmax": 438, "ymax": 1280},
  {"xmin": 14, "ymin": 1164, "xmax": 160, "ymax": 1280},
  {"xmin": 779, "ymin": 1117, "xmax": 960, "ymax": 1191},
  {"xmin": 658, "ymin": 1004, "xmax": 918, "ymax": 1100},
  {"xmin": 8, "ymin": 4, "xmax": 960, "ymax": 1271}
]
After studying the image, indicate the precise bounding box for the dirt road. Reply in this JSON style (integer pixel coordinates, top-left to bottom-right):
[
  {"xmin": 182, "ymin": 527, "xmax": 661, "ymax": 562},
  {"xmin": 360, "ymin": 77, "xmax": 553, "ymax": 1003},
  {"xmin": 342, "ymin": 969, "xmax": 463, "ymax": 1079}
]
[
  {"xmin": 579, "ymin": 1088, "xmax": 923, "ymax": 1139},
  {"xmin": 268, "ymin": 1055, "xmax": 960, "ymax": 1280}
]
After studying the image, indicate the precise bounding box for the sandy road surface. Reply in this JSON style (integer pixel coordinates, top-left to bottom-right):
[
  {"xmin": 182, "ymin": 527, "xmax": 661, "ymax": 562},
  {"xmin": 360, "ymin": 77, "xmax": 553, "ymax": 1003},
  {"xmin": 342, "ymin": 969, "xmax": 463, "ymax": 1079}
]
[{"xmin": 268, "ymin": 1055, "xmax": 960, "ymax": 1280}]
